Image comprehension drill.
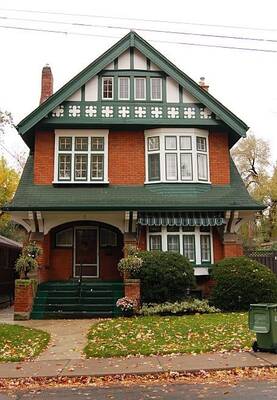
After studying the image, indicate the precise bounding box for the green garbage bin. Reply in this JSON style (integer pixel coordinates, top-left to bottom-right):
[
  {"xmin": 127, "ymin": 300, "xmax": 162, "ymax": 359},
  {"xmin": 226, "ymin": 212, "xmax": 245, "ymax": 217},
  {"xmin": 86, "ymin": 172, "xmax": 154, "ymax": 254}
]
[{"xmin": 249, "ymin": 303, "xmax": 277, "ymax": 353}]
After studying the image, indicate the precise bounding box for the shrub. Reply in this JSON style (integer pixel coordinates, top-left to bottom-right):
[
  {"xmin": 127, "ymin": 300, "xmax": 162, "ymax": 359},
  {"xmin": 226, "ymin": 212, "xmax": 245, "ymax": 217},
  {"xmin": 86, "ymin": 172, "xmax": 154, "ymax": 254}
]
[
  {"xmin": 139, "ymin": 299, "xmax": 220, "ymax": 316},
  {"xmin": 138, "ymin": 251, "xmax": 196, "ymax": 303},
  {"xmin": 211, "ymin": 256, "xmax": 277, "ymax": 311}
]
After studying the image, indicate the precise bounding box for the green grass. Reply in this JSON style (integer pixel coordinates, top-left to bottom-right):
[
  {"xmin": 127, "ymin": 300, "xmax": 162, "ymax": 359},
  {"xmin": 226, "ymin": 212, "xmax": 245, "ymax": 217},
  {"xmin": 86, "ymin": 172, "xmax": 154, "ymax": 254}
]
[
  {"xmin": 0, "ymin": 324, "xmax": 50, "ymax": 362},
  {"xmin": 84, "ymin": 313, "xmax": 255, "ymax": 358}
]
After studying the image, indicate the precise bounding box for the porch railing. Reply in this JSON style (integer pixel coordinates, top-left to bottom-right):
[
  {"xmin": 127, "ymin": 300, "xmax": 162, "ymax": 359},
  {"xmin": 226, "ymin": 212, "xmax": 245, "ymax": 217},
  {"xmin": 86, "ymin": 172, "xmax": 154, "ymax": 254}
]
[{"xmin": 78, "ymin": 264, "xmax": 83, "ymax": 302}]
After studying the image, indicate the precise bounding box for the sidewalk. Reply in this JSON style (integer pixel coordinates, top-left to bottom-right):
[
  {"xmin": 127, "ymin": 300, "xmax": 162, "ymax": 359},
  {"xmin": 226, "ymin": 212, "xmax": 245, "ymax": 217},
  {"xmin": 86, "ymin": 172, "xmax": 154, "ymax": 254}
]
[{"xmin": 0, "ymin": 351, "xmax": 276, "ymax": 379}]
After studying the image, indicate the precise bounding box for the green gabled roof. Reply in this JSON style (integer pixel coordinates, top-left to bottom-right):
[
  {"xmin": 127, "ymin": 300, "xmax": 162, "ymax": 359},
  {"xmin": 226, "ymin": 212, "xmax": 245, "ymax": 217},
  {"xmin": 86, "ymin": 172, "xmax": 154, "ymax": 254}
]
[
  {"xmin": 18, "ymin": 31, "xmax": 248, "ymax": 143},
  {"xmin": 4, "ymin": 156, "xmax": 263, "ymax": 212}
]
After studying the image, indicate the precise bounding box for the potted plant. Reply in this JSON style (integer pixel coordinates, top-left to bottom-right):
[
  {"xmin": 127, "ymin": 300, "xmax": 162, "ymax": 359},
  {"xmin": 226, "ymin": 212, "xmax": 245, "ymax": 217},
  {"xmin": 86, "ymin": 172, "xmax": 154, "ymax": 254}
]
[
  {"xmin": 117, "ymin": 245, "xmax": 143, "ymax": 279},
  {"xmin": 116, "ymin": 296, "xmax": 138, "ymax": 317},
  {"xmin": 15, "ymin": 241, "xmax": 42, "ymax": 279}
]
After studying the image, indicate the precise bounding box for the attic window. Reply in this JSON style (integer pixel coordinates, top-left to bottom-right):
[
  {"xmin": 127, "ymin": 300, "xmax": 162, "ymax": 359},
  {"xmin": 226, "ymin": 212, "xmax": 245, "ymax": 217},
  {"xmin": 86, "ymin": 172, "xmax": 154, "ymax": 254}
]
[{"xmin": 102, "ymin": 77, "xmax": 113, "ymax": 99}]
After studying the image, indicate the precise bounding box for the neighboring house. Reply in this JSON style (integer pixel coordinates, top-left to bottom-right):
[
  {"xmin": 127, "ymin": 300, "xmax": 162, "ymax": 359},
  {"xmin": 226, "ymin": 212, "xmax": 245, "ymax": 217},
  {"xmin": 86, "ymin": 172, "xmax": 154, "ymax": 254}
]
[
  {"xmin": 0, "ymin": 235, "xmax": 22, "ymax": 307},
  {"xmin": 3, "ymin": 32, "xmax": 263, "ymax": 318}
]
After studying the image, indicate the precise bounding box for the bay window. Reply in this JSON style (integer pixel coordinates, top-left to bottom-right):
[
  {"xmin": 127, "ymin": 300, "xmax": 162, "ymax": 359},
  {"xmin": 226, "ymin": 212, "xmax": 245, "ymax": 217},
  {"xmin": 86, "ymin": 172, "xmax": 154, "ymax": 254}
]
[
  {"xmin": 54, "ymin": 130, "xmax": 108, "ymax": 183},
  {"xmin": 145, "ymin": 129, "xmax": 209, "ymax": 183},
  {"xmin": 147, "ymin": 225, "xmax": 212, "ymax": 265}
]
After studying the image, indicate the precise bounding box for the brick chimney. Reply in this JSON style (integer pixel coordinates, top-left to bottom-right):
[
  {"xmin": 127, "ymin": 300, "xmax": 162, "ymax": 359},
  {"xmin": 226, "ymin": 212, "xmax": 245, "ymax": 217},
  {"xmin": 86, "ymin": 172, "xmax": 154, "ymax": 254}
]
[
  {"xmin": 199, "ymin": 76, "xmax": 209, "ymax": 92},
  {"xmin": 40, "ymin": 64, "xmax": 53, "ymax": 104}
]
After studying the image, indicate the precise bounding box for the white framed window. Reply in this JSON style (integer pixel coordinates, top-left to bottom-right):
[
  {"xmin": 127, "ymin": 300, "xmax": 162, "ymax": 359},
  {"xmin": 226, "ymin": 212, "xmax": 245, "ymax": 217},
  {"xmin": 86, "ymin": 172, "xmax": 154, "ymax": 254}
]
[
  {"xmin": 134, "ymin": 77, "xmax": 146, "ymax": 100},
  {"xmin": 145, "ymin": 128, "xmax": 210, "ymax": 184},
  {"xmin": 147, "ymin": 226, "xmax": 213, "ymax": 265},
  {"xmin": 102, "ymin": 77, "xmax": 113, "ymax": 99},
  {"xmin": 150, "ymin": 77, "xmax": 162, "ymax": 101},
  {"xmin": 118, "ymin": 77, "xmax": 130, "ymax": 100},
  {"xmin": 54, "ymin": 130, "xmax": 109, "ymax": 184}
]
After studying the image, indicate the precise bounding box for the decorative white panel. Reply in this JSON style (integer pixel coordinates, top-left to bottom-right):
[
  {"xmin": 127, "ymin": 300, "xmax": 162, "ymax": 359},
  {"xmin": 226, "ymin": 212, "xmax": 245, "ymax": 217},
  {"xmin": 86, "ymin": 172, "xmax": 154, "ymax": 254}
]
[
  {"xmin": 68, "ymin": 105, "xmax": 80, "ymax": 117},
  {"xmin": 105, "ymin": 62, "xmax": 114, "ymax": 70},
  {"xmin": 85, "ymin": 76, "xmax": 98, "ymax": 101},
  {"xmin": 67, "ymin": 89, "xmax": 81, "ymax": 101},
  {"xmin": 150, "ymin": 62, "xmax": 161, "ymax": 71},
  {"xmin": 167, "ymin": 107, "xmax": 179, "ymax": 119},
  {"xmin": 52, "ymin": 105, "xmax": 64, "ymax": 118},
  {"xmin": 200, "ymin": 107, "xmax": 212, "ymax": 119},
  {"xmin": 101, "ymin": 106, "xmax": 114, "ymax": 118},
  {"xmin": 134, "ymin": 106, "xmax": 146, "ymax": 118},
  {"xmin": 118, "ymin": 50, "xmax": 130, "ymax": 69},
  {"xmin": 134, "ymin": 49, "xmax": 147, "ymax": 69},
  {"xmin": 183, "ymin": 89, "xmax": 197, "ymax": 103},
  {"xmin": 166, "ymin": 77, "xmax": 179, "ymax": 103},
  {"xmin": 118, "ymin": 106, "xmax": 130, "ymax": 118}
]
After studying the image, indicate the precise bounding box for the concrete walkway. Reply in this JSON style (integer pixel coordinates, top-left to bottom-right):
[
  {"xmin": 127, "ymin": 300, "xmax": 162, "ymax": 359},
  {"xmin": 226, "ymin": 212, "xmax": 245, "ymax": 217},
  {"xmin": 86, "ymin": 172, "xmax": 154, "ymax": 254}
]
[
  {"xmin": 0, "ymin": 307, "xmax": 99, "ymax": 360},
  {"xmin": 0, "ymin": 351, "xmax": 276, "ymax": 379}
]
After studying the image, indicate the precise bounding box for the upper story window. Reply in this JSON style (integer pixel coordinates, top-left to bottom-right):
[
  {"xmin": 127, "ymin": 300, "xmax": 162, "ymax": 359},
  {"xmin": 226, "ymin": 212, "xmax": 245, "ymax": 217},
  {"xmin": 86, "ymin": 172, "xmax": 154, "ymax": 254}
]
[
  {"xmin": 150, "ymin": 78, "xmax": 162, "ymax": 101},
  {"xmin": 134, "ymin": 78, "xmax": 146, "ymax": 100},
  {"xmin": 100, "ymin": 75, "xmax": 163, "ymax": 101},
  {"xmin": 145, "ymin": 128, "xmax": 209, "ymax": 184},
  {"xmin": 54, "ymin": 130, "xmax": 109, "ymax": 184},
  {"xmin": 118, "ymin": 77, "xmax": 130, "ymax": 100},
  {"xmin": 102, "ymin": 77, "xmax": 113, "ymax": 99}
]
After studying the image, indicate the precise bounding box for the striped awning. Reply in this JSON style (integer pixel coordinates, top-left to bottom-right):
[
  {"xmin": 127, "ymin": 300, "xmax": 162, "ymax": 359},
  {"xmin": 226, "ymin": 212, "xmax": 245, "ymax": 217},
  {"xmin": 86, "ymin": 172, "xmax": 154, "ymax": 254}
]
[{"xmin": 138, "ymin": 212, "xmax": 225, "ymax": 227}]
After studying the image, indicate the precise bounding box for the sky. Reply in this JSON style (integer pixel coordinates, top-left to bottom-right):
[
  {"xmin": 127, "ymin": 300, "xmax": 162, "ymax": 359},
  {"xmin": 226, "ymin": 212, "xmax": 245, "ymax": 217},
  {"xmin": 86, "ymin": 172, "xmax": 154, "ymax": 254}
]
[{"xmin": 1, "ymin": 0, "xmax": 277, "ymax": 169}]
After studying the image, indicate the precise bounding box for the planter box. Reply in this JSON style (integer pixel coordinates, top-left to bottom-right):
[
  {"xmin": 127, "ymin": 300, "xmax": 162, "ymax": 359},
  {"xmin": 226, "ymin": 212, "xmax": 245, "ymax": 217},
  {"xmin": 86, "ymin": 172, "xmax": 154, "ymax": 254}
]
[{"xmin": 14, "ymin": 279, "xmax": 37, "ymax": 320}]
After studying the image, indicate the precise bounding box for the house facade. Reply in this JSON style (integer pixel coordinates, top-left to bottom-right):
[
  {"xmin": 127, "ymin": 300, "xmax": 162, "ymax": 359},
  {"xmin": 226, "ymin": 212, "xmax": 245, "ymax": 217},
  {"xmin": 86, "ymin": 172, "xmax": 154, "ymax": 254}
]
[{"xmin": 4, "ymin": 32, "xmax": 263, "ymax": 318}]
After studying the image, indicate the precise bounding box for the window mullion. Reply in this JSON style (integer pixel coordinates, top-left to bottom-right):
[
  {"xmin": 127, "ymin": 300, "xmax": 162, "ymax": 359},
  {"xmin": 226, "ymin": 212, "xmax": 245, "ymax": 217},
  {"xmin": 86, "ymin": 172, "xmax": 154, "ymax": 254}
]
[{"xmin": 195, "ymin": 227, "xmax": 201, "ymax": 265}]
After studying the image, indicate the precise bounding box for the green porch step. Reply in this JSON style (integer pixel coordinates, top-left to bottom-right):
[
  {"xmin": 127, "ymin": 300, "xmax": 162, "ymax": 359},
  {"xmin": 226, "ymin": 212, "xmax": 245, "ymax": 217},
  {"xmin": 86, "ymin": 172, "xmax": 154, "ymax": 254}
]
[{"xmin": 31, "ymin": 280, "xmax": 124, "ymax": 319}]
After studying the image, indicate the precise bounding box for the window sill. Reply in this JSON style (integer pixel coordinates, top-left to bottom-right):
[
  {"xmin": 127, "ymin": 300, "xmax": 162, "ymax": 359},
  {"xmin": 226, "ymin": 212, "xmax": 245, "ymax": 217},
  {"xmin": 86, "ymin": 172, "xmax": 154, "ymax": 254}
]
[
  {"xmin": 52, "ymin": 180, "xmax": 109, "ymax": 185},
  {"xmin": 144, "ymin": 180, "xmax": 211, "ymax": 185}
]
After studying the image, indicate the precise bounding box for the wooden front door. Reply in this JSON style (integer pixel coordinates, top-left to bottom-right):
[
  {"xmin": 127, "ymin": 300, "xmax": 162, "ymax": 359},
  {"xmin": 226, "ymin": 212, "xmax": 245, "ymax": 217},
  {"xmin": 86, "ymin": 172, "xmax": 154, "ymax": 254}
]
[{"xmin": 74, "ymin": 227, "xmax": 99, "ymax": 278}]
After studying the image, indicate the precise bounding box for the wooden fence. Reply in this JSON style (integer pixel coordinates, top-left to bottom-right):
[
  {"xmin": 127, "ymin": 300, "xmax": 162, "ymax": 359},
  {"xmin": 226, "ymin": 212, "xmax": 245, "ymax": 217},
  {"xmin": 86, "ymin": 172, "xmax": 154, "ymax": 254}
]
[{"xmin": 245, "ymin": 250, "xmax": 277, "ymax": 275}]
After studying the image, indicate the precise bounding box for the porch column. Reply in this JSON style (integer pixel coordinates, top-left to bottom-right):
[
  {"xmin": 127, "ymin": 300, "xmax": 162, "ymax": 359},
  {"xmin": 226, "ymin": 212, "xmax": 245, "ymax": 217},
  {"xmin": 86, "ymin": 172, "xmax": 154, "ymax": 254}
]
[
  {"xmin": 123, "ymin": 232, "xmax": 141, "ymax": 306},
  {"xmin": 223, "ymin": 232, "xmax": 243, "ymax": 258}
]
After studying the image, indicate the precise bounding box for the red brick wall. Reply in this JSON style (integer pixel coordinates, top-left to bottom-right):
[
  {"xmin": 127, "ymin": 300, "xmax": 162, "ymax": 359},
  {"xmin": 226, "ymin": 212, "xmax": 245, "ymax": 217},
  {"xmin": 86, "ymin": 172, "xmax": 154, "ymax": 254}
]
[
  {"xmin": 34, "ymin": 130, "xmax": 55, "ymax": 184},
  {"xmin": 108, "ymin": 130, "xmax": 145, "ymax": 184},
  {"xmin": 137, "ymin": 226, "xmax": 147, "ymax": 250},
  {"xmin": 33, "ymin": 129, "xmax": 231, "ymax": 186},
  {"xmin": 224, "ymin": 243, "xmax": 244, "ymax": 258},
  {"xmin": 213, "ymin": 228, "xmax": 224, "ymax": 263},
  {"xmin": 209, "ymin": 131, "xmax": 230, "ymax": 184}
]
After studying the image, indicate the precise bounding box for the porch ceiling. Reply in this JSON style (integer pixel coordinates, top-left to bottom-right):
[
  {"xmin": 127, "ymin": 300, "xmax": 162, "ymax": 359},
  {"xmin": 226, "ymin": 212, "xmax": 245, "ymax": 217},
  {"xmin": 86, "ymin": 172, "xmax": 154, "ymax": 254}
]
[{"xmin": 3, "ymin": 156, "xmax": 263, "ymax": 212}]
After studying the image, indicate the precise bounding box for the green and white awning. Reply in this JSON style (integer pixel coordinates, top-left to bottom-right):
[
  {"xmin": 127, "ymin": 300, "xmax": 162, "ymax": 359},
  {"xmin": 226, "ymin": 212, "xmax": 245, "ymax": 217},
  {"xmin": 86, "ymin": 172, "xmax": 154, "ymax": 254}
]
[{"xmin": 138, "ymin": 212, "xmax": 225, "ymax": 227}]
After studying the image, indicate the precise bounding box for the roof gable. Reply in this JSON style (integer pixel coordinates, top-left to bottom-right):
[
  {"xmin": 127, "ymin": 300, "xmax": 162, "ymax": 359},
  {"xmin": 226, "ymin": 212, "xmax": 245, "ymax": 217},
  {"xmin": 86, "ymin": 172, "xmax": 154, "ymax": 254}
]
[{"xmin": 17, "ymin": 31, "xmax": 248, "ymax": 143}]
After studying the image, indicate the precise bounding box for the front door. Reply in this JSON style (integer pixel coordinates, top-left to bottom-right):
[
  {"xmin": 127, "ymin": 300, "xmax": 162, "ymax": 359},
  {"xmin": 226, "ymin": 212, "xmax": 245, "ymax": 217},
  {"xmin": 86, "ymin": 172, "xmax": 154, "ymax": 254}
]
[{"xmin": 74, "ymin": 227, "xmax": 99, "ymax": 278}]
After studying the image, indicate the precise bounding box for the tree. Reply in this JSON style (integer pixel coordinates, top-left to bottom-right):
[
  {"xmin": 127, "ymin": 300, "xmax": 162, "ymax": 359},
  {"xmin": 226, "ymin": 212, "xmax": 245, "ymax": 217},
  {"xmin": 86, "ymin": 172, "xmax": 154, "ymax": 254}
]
[
  {"xmin": 0, "ymin": 157, "xmax": 24, "ymax": 242},
  {"xmin": 253, "ymin": 164, "xmax": 277, "ymax": 241},
  {"xmin": 0, "ymin": 109, "xmax": 13, "ymax": 134},
  {"xmin": 232, "ymin": 133, "xmax": 271, "ymax": 190}
]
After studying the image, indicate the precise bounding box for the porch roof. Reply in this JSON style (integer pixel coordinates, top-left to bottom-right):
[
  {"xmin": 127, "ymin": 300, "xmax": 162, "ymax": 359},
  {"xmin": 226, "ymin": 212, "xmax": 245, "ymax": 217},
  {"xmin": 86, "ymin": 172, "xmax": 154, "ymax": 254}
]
[
  {"xmin": 3, "ymin": 156, "xmax": 264, "ymax": 212},
  {"xmin": 138, "ymin": 212, "xmax": 225, "ymax": 226}
]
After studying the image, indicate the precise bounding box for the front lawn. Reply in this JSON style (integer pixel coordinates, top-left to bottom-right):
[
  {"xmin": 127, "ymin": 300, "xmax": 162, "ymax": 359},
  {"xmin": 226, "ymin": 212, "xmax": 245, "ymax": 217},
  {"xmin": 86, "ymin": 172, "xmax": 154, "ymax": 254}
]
[
  {"xmin": 84, "ymin": 313, "xmax": 254, "ymax": 358},
  {"xmin": 0, "ymin": 324, "xmax": 50, "ymax": 362}
]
